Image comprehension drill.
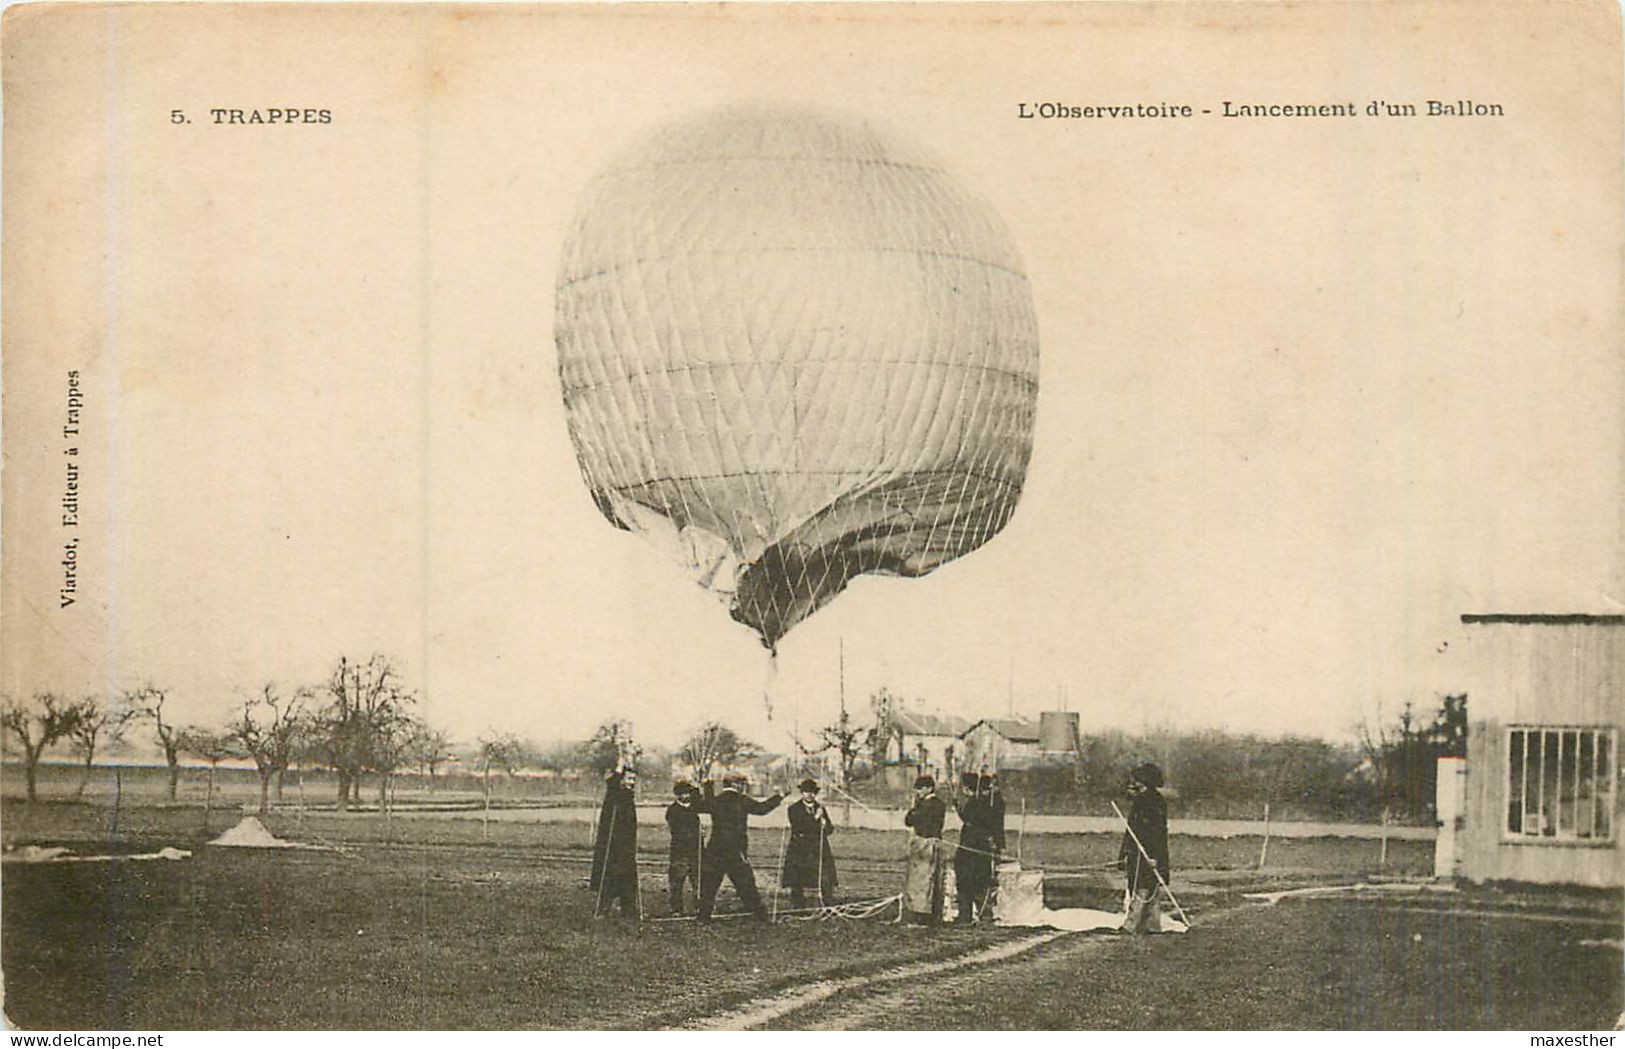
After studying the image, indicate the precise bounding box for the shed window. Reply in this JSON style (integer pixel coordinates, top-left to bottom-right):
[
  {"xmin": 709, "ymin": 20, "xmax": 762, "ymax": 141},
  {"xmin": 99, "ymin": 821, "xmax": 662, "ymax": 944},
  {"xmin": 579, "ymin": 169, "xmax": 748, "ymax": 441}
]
[{"xmin": 1506, "ymin": 727, "xmax": 1616, "ymax": 841}]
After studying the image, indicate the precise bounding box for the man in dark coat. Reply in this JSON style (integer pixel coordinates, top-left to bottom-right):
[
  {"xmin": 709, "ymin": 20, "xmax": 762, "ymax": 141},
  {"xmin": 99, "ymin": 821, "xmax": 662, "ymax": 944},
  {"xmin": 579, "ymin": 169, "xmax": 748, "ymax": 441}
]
[
  {"xmin": 1118, "ymin": 762, "xmax": 1171, "ymax": 934},
  {"xmin": 954, "ymin": 770, "xmax": 1005, "ymax": 923},
  {"xmin": 903, "ymin": 774, "xmax": 948, "ymax": 924},
  {"xmin": 590, "ymin": 766, "xmax": 639, "ymax": 917},
  {"xmin": 666, "ymin": 780, "xmax": 702, "ymax": 915},
  {"xmin": 782, "ymin": 778, "xmax": 837, "ymax": 909},
  {"xmin": 693, "ymin": 772, "xmax": 784, "ymax": 922}
]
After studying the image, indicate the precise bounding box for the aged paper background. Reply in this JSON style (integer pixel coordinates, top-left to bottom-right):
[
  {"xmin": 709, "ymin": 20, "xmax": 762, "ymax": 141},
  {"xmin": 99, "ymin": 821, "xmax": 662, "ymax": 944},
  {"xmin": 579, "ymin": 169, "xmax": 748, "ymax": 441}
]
[{"xmin": 3, "ymin": 0, "xmax": 1620, "ymax": 751}]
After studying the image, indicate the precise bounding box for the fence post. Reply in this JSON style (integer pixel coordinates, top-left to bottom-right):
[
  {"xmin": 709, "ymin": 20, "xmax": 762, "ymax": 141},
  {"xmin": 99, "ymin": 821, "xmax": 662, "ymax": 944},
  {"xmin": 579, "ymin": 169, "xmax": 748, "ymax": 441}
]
[
  {"xmin": 1017, "ymin": 797, "xmax": 1027, "ymax": 863},
  {"xmin": 1379, "ymin": 806, "xmax": 1390, "ymax": 869},
  {"xmin": 1257, "ymin": 801, "xmax": 1272, "ymax": 870}
]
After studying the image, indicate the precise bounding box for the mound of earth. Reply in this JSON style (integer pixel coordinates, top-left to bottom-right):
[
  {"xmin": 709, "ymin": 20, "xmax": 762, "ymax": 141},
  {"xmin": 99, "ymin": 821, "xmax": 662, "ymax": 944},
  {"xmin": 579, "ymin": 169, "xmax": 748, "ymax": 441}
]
[{"xmin": 209, "ymin": 816, "xmax": 330, "ymax": 850}]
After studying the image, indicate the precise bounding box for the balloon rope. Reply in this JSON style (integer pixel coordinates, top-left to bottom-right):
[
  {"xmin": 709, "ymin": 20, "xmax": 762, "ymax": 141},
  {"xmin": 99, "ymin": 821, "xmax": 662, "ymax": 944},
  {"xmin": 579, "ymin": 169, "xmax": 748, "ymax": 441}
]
[
  {"xmin": 816, "ymin": 811, "xmax": 825, "ymax": 903},
  {"xmin": 762, "ymin": 648, "xmax": 779, "ymax": 720}
]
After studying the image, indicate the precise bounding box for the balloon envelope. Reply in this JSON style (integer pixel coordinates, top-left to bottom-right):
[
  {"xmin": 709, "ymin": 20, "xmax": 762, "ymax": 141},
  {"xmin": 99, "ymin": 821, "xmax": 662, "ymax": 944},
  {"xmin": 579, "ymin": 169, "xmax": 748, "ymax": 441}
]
[{"xmin": 555, "ymin": 107, "xmax": 1039, "ymax": 648}]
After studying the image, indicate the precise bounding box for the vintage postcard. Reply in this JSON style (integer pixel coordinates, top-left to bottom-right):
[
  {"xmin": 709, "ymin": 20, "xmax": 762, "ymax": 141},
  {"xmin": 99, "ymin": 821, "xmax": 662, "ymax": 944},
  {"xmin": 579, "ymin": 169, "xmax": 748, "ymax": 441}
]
[{"xmin": 2, "ymin": 0, "xmax": 1620, "ymax": 1033}]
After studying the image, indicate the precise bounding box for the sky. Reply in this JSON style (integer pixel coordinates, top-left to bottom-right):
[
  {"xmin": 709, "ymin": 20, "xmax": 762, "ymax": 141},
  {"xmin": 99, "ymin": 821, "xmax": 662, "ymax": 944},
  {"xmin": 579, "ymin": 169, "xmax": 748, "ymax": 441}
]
[{"xmin": 3, "ymin": 3, "xmax": 1620, "ymax": 754}]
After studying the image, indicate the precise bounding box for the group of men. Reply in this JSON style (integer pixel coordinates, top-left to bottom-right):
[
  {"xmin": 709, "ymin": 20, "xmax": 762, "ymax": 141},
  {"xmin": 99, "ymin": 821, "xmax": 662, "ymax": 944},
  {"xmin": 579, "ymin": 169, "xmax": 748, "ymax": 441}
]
[
  {"xmin": 901, "ymin": 771, "xmax": 1006, "ymax": 925},
  {"xmin": 589, "ymin": 760, "xmax": 1174, "ymax": 935},
  {"xmin": 591, "ymin": 768, "xmax": 833, "ymax": 923}
]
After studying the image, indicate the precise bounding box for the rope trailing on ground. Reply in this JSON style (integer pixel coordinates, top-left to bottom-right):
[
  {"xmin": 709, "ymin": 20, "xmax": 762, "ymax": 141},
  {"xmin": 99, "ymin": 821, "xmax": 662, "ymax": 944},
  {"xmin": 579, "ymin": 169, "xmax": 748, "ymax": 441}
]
[
  {"xmin": 652, "ymin": 894, "xmax": 903, "ymax": 923},
  {"xmin": 782, "ymin": 894, "xmax": 904, "ymax": 922}
]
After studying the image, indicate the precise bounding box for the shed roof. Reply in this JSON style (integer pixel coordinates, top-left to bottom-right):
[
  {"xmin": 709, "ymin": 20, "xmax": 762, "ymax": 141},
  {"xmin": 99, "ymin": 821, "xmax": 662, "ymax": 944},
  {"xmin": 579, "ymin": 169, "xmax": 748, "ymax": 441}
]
[
  {"xmin": 963, "ymin": 717, "xmax": 1042, "ymax": 743},
  {"xmin": 1461, "ymin": 614, "xmax": 1625, "ymax": 625}
]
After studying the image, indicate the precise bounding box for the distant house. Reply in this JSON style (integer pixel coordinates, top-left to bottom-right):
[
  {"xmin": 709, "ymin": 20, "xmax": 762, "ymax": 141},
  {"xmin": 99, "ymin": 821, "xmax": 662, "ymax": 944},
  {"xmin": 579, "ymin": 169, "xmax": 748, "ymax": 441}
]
[
  {"xmin": 875, "ymin": 709, "xmax": 972, "ymax": 780},
  {"xmin": 1443, "ymin": 614, "xmax": 1621, "ymax": 888},
  {"xmin": 959, "ymin": 717, "xmax": 1043, "ymax": 771}
]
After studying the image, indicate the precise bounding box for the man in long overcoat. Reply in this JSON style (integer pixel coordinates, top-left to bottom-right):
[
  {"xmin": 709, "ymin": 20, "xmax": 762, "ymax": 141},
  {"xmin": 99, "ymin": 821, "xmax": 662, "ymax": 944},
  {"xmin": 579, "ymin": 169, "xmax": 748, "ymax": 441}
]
[
  {"xmin": 781, "ymin": 777, "xmax": 837, "ymax": 909},
  {"xmin": 590, "ymin": 766, "xmax": 639, "ymax": 917}
]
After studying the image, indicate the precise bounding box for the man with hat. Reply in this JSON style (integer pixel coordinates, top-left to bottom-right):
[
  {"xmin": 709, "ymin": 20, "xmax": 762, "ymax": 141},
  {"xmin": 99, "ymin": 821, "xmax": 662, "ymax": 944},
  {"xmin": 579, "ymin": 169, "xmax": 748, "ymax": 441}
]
[
  {"xmin": 953, "ymin": 769, "xmax": 1005, "ymax": 924},
  {"xmin": 902, "ymin": 774, "xmax": 948, "ymax": 925},
  {"xmin": 1118, "ymin": 761, "xmax": 1171, "ymax": 934},
  {"xmin": 692, "ymin": 772, "xmax": 784, "ymax": 922},
  {"xmin": 665, "ymin": 780, "xmax": 702, "ymax": 915},
  {"xmin": 781, "ymin": 777, "xmax": 837, "ymax": 910},
  {"xmin": 589, "ymin": 764, "xmax": 640, "ymax": 918}
]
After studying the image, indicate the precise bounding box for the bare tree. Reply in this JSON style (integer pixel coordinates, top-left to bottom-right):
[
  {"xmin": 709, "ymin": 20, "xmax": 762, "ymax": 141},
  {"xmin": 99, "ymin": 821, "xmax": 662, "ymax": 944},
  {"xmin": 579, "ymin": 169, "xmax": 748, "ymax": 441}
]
[
  {"xmin": 367, "ymin": 713, "xmax": 425, "ymax": 811},
  {"xmin": 126, "ymin": 685, "xmax": 185, "ymax": 802},
  {"xmin": 229, "ymin": 684, "xmax": 309, "ymax": 815},
  {"xmin": 814, "ymin": 705, "xmax": 871, "ymax": 797},
  {"xmin": 477, "ymin": 733, "xmax": 526, "ymax": 801},
  {"xmin": 1, "ymin": 692, "xmax": 84, "ymax": 802},
  {"xmin": 314, "ymin": 654, "xmax": 416, "ymax": 811},
  {"xmin": 66, "ymin": 696, "xmax": 131, "ymax": 799},
  {"xmin": 407, "ymin": 724, "xmax": 455, "ymax": 792},
  {"xmin": 678, "ymin": 721, "xmax": 757, "ymax": 782},
  {"xmin": 179, "ymin": 726, "xmax": 239, "ymax": 829}
]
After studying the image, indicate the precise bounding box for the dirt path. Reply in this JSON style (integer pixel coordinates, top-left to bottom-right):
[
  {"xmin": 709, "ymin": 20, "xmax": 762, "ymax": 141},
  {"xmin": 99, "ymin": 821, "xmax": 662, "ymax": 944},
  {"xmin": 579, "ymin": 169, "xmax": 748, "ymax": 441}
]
[
  {"xmin": 673, "ymin": 928, "xmax": 1071, "ymax": 1030},
  {"xmin": 675, "ymin": 901, "xmax": 1260, "ymax": 1031}
]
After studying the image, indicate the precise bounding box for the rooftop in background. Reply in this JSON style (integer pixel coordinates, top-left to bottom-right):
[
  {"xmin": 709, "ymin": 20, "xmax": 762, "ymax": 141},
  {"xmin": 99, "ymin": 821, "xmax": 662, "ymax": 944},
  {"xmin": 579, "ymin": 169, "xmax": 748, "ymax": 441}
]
[
  {"xmin": 965, "ymin": 717, "xmax": 1043, "ymax": 743},
  {"xmin": 890, "ymin": 710, "xmax": 974, "ymax": 737},
  {"xmin": 1460, "ymin": 614, "xmax": 1625, "ymax": 625}
]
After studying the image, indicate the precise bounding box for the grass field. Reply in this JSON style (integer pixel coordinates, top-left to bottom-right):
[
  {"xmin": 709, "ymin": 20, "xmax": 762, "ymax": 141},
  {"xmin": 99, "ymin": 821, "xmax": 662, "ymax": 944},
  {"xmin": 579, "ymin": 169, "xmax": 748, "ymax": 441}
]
[
  {"xmin": 761, "ymin": 893, "xmax": 1624, "ymax": 1030},
  {"xmin": 2, "ymin": 799, "xmax": 1615, "ymax": 1030}
]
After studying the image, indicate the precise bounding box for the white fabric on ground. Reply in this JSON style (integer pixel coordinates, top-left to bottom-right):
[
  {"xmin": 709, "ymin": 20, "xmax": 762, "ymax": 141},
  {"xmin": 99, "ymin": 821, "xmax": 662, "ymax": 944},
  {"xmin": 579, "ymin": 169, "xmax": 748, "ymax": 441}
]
[
  {"xmin": 994, "ymin": 861, "xmax": 1187, "ymax": 933},
  {"xmin": 2, "ymin": 845, "xmax": 190, "ymax": 863}
]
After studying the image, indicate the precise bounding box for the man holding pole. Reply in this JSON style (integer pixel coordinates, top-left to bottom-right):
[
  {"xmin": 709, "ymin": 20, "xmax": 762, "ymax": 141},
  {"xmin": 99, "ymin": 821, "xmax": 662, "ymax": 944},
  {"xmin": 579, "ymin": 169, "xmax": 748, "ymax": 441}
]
[
  {"xmin": 590, "ymin": 765, "xmax": 640, "ymax": 918},
  {"xmin": 782, "ymin": 777, "xmax": 837, "ymax": 910},
  {"xmin": 953, "ymin": 771, "xmax": 1004, "ymax": 924},
  {"xmin": 1117, "ymin": 762, "xmax": 1171, "ymax": 934}
]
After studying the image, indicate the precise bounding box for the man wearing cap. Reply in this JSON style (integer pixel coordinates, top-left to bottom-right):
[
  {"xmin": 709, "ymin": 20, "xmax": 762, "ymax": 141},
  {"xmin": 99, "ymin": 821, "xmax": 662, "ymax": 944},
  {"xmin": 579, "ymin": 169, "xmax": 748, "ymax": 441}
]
[
  {"xmin": 1118, "ymin": 762, "xmax": 1171, "ymax": 934},
  {"xmin": 666, "ymin": 780, "xmax": 702, "ymax": 916},
  {"xmin": 693, "ymin": 773, "xmax": 784, "ymax": 923},
  {"xmin": 954, "ymin": 770, "xmax": 1005, "ymax": 924},
  {"xmin": 902, "ymin": 774, "xmax": 948, "ymax": 925},
  {"xmin": 590, "ymin": 765, "xmax": 640, "ymax": 918},
  {"xmin": 782, "ymin": 778, "xmax": 837, "ymax": 910}
]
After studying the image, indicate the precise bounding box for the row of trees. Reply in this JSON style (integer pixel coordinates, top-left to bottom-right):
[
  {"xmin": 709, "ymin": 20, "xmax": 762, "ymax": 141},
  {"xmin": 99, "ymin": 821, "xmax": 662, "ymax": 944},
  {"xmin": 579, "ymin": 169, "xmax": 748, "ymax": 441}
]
[
  {"xmin": 5, "ymin": 663, "xmax": 1468, "ymax": 822},
  {"xmin": 1, "ymin": 654, "xmax": 454, "ymax": 815}
]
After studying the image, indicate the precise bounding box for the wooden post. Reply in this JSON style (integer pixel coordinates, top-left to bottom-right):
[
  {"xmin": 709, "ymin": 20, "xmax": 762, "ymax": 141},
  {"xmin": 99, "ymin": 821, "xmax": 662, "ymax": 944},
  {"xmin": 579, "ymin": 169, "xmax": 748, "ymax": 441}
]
[
  {"xmin": 1017, "ymin": 797, "xmax": 1027, "ymax": 863},
  {"xmin": 1257, "ymin": 801, "xmax": 1272, "ymax": 870},
  {"xmin": 111, "ymin": 767, "xmax": 123, "ymax": 836},
  {"xmin": 1379, "ymin": 806, "xmax": 1390, "ymax": 869},
  {"xmin": 204, "ymin": 763, "xmax": 215, "ymax": 833}
]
